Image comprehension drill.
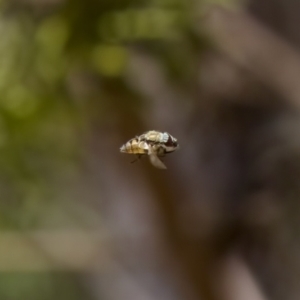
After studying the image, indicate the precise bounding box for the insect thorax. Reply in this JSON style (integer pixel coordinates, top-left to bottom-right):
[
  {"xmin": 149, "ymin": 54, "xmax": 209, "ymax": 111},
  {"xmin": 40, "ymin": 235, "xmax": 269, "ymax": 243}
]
[{"xmin": 140, "ymin": 131, "xmax": 169, "ymax": 143}]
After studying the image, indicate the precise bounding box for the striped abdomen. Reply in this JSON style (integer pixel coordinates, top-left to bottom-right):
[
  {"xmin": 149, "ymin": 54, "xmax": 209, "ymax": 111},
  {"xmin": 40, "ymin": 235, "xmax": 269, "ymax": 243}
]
[{"xmin": 120, "ymin": 138, "xmax": 149, "ymax": 154}]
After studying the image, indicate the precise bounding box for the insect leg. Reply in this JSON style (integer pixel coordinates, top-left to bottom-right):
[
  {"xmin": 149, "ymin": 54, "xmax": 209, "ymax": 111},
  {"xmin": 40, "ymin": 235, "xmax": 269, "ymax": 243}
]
[{"xmin": 130, "ymin": 154, "xmax": 142, "ymax": 164}]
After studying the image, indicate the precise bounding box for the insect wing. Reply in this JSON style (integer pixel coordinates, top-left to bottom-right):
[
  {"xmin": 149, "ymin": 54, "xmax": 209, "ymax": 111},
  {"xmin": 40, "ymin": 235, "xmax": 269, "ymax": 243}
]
[{"xmin": 149, "ymin": 154, "xmax": 167, "ymax": 169}]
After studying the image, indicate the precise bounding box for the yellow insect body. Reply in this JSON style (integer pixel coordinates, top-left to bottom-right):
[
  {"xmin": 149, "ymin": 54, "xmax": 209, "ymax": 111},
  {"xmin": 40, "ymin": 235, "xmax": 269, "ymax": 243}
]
[
  {"xmin": 120, "ymin": 131, "xmax": 179, "ymax": 169},
  {"xmin": 120, "ymin": 137, "xmax": 149, "ymax": 155}
]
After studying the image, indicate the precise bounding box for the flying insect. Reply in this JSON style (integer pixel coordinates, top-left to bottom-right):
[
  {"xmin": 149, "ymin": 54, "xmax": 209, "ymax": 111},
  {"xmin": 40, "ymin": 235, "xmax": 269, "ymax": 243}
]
[{"xmin": 120, "ymin": 131, "xmax": 179, "ymax": 169}]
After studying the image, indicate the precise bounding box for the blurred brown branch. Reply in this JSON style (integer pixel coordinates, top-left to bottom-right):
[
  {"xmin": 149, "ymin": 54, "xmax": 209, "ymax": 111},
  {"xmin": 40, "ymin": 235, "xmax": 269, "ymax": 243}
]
[
  {"xmin": 201, "ymin": 5, "xmax": 300, "ymax": 108},
  {"xmin": 212, "ymin": 253, "xmax": 267, "ymax": 300}
]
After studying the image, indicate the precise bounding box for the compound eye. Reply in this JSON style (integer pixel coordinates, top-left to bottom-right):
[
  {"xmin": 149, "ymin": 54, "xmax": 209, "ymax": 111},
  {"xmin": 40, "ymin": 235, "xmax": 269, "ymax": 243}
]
[
  {"xmin": 165, "ymin": 135, "xmax": 178, "ymax": 147},
  {"xmin": 165, "ymin": 136, "xmax": 174, "ymax": 147}
]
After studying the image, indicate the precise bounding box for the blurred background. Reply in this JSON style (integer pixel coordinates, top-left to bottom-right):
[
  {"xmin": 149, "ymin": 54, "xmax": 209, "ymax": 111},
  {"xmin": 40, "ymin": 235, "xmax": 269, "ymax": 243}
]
[{"xmin": 0, "ymin": 0, "xmax": 300, "ymax": 299}]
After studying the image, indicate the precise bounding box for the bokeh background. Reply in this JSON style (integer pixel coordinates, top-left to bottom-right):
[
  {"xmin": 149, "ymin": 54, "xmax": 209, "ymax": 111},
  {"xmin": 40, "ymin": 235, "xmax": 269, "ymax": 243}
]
[{"xmin": 1, "ymin": 0, "xmax": 300, "ymax": 299}]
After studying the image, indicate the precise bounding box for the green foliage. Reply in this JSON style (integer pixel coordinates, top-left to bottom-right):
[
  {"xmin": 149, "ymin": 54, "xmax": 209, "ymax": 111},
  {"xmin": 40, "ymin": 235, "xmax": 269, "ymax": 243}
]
[
  {"xmin": 0, "ymin": 0, "xmax": 242, "ymax": 230},
  {"xmin": 0, "ymin": 0, "xmax": 241, "ymax": 298},
  {"xmin": 0, "ymin": 273, "xmax": 88, "ymax": 300}
]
